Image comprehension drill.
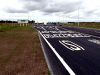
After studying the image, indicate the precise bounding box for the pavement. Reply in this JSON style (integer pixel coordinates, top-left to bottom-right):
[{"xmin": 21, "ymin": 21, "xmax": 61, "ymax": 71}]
[{"xmin": 35, "ymin": 25, "xmax": 100, "ymax": 75}]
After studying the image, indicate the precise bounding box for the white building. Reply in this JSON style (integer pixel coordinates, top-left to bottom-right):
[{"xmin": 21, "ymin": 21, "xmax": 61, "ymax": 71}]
[{"xmin": 18, "ymin": 20, "xmax": 29, "ymax": 26}]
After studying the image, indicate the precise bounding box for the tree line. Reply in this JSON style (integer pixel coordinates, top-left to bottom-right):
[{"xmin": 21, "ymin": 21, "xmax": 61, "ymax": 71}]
[{"xmin": 0, "ymin": 20, "xmax": 35, "ymax": 23}]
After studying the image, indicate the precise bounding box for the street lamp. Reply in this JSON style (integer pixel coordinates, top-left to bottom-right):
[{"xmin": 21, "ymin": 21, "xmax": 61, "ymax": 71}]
[{"xmin": 78, "ymin": 7, "xmax": 80, "ymax": 27}]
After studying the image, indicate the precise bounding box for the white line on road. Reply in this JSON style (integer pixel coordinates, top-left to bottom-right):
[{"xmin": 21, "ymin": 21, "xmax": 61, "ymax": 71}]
[
  {"xmin": 55, "ymin": 26, "xmax": 60, "ymax": 31},
  {"xmin": 95, "ymin": 31, "xmax": 100, "ymax": 33},
  {"xmin": 38, "ymin": 32, "xmax": 54, "ymax": 75},
  {"xmin": 88, "ymin": 34, "xmax": 100, "ymax": 39},
  {"xmin": 39, "ymin": 31, "xmax": 76, "ymax": 75},
  {"xmin": 42, "ymin": 27, "xmax": 47, "ymax": 31},
  {"xmin": 64, "ymin": 28, "xmax": 100, "ymax": 39}
]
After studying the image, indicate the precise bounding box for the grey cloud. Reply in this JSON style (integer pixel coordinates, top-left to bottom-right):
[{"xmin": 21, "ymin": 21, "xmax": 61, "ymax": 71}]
[
  {"xmin": 86, "ymin": 9, "xmax": 100, "ymax": 18},
  {"xmin": 24, "ymin": 0, "xmax": 82, "ymax": 14},
  {"xmin": 24, "ymin": 2, "xmax": 46, "ymax": 11},
  {"xmin": 42, "ymin": 1, "xmax": 82, "ymax": 14},
  {"xmin": 43, "ymin": 8, "xmax": 61, "ymax": 13},
  {"xmin": 6, "ymin": 0, "xmax": 82, "ymax": 15},
  {"xmin": 6, "ymin": 9, "xmax": 29, "ymax": 13},
  {"xmin": 22, "ymin": 0, "xmax": 44, "ymax": 2},
  {"xmin": 6, "ymin": 0, "xmax": 46, "ymax": 13},
  {"xmin": 21, "ymin": 0, "xmax": 47, "ymax": 12},
  {"xmin": 82, "ymin": 9, "xmax": 98, "ymax": 17},
  {"xmin": 85, "ymin": 9, "xmax": 96, "ymax": 15}
]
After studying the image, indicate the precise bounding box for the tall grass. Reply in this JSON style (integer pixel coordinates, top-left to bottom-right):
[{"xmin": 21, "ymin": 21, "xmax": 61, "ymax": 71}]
[
  {"xmin": 64, "ymin": 22, "xmax": 100, "ymax": 29},
  {"xmin": 0, "ymin": 24, "xmax": 35, "ymax": 32}
]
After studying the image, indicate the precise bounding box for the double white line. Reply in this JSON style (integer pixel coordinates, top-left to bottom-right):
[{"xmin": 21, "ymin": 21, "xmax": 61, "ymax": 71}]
[{"xmin": 39, "ymin": 31, "xmax": 76, "ymax": 75}]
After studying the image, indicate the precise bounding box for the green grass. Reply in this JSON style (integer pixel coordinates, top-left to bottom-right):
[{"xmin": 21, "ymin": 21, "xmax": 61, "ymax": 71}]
[
  {"xmin": 0, "ymin": 24, "xmax": 49, "ymax": 75},
  {"xmin": 48, "ymin": 71, "xmax": 51, "ymax": 75},
  {"xmin": 0, "ymin": 24, "xmax": 36, "ymax": 32},
  {"xmin": 64, "ymin": 23, "xmax": 100, "ymax": 29}
]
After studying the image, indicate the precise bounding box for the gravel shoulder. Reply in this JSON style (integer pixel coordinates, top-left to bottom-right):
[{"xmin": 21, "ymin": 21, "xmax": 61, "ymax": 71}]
[{"xmin": 0, "ymin": 28, "xmax": 48, "ymax": 75}]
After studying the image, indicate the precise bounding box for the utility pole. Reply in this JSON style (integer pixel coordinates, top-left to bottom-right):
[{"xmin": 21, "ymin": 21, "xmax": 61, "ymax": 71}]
[{"xmin": 78, "ymin": 7, "xmax": 80, "ymax": 27}]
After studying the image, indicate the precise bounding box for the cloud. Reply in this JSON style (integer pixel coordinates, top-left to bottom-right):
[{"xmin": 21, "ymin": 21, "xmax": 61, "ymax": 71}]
[
  {"xmin": 43, "ymin": 1, "xmax": 82, "ymax": 14},
  {"xmin": 22, "ymin": 0, "xmax": 43, "ymax": 2},
  {"xmin": 6, "ymin": 0, "xmax": 47, "ymax": 13},
  {"xmin": 4, "ymin": 0, "xmax": 100, "ymax": 22},
  {"xmin": 6, "ymin": 8, "xmax": 29, "ymax": 13},
  {"xmin": 6, "ymin": 0, "xmax": 82, "ymax": 15},
  {"xmin": 24, "ymin": 1, "xmax": 46, "ymax": 11}
]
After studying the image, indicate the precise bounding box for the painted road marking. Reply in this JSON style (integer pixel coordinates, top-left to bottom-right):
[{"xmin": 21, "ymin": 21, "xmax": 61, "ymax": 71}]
[
  {"xmin": 55, "ymin": 26, "xmax": 60, "ymax": 31},
  {"xmin": 41, "ymin": 31, "xmax": 75, "ymax": 34},
  {"xmin": 88, "ymin": 34, "xmax": 100, "ymax": 39},
  {"xmin": 39, "ymin": 31, "xmax": 76, "ymax": 75},
  {"xmin": 38, "ymin": 32, "xmax": 54, "ymax": 75},
  {"xmin": 42, "ymin": 27, "xmax": 47, "ymax": 31},
  {"xmin": 95, "ymin": 31, "xmax": 100, "ymax": 33},
  {"xmin": 88, "ymin": 39, "xmax": 100, "ymax": 45},
  {"xmin": 43, "ymin": 33, "xmax": 91, "ymax": 38},
  {"xmin": 36, "ymin": 26, "xmax": 100, "ymax": 39},
  {"xmin": 59, "ymin": 40, "xmax": 85, "ymax": 51},
  {"xmin": 41, "ymin": 30, "xmax": 91, "ymax": 38}
]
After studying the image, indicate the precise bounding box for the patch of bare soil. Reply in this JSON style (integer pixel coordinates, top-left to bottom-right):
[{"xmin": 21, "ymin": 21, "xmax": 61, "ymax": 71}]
[{"xmin": 0, "ymin": 30, "xmax": 48, "ymax": 75}]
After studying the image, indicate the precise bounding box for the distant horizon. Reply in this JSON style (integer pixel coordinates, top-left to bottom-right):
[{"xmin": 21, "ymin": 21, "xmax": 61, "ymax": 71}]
[
  {"xmin": 0, "ymin": 19, "xmax": 100, "ymax": 23},
  {"xmin": 0, "ymin": 0, "xmax": 100, "ymax": 23}
]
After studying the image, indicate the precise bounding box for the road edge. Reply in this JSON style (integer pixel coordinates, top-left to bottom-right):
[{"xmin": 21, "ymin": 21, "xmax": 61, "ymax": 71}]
[{"xmin": 38, "ymin": 31, "xmax": 54, "ymax": 75}]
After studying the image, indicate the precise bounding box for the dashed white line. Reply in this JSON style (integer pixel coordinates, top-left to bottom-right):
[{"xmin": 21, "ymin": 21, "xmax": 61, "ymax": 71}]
[
  {"xmin": 42, "ymin": 27, "xmax": 47, "ymax": 31},
  {"xmin": 95, "ymin": 31, "xmax": 100, "ymax": 33},
  {"xmin": 88, "ymin": 34, "xmax": 100, "ymax": 39},
  {"xmin": 55, "ymin": 26, "xmax": 60, "ymax": 31},
  {"xmin": 39, "ymin": 31, "xmax": 76, "ymax": 75}
]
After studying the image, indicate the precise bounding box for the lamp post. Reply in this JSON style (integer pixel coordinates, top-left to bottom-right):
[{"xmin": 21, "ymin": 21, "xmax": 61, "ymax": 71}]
[{"xmin": 78, "ymin": 7, "xmax": 80, "ymax": 27}]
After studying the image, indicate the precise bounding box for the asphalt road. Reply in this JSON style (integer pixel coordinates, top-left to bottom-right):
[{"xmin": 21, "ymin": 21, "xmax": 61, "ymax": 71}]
[
  {"xmin": 60, "ymin": 26, "xmax": 100, "ymax": 37},
  {"xmin": 36, "ymin": 25, "xmax": 100, "ymax": 75}
]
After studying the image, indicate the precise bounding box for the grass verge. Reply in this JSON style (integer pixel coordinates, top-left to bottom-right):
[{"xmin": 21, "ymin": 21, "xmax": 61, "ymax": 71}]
[
  {"xmin": 64, "ymin": 23, "xmax": 100, "ymax": 29},
  {"xmin": 0, "ymin": 24, "xmax": 48, "ymax": 75}
]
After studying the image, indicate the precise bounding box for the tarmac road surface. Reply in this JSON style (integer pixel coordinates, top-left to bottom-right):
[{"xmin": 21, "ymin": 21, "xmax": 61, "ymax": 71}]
[{"xmin": 36, "ymin": 25, "xmax": 100, "ymax": 75}]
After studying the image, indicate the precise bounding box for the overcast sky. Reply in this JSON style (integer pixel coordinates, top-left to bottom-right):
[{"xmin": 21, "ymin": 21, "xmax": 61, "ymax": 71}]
[{"xmin": 0, "ymin": 0, "xmax": 100, "ymax": 22}]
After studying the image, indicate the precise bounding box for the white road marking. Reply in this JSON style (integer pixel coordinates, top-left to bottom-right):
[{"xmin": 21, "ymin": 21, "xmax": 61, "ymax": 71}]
[
  {"xmin": 88, "ymin": 34, "xmax": 100, "ymax": 39},
  {"xmin": 39, "ymin": 31, "xmax": 76, "ymax": 75},
  {"xmin": 42, "ymin": 27, "xmax": 47, "ymax": 31},
  {"xmin": 41, "ymin": 31, "xmax": 75, "ymax": 34},
  {"xmin": 88, "ymin": 39, "xmax": 100, "ymax": 45},
  {"xmin": 58, "ymin": 27, "xmax": 100, "ymax": 39},
  {"xmin": 59, "ymin": 27, "xmax": 100, "ymax": 39},
  {"xmin": 95, "ymin": 31, "xmax": 100, "ymax": 33},
  {"xmin": 59, "ymin": 40, "xmax": 85, "ymax": 51},
  {"xmin": 55, "ymin": 26, "xmax": 60, "ymax": 31},
  {"xmin": 38, "ymin": 32, "xmax": 54, "ymax": 75},
  {"xmin": 42, "ymin": 34, "xmax": 91, "ymax": 38}
]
